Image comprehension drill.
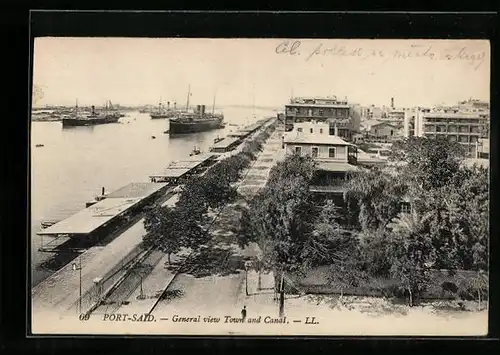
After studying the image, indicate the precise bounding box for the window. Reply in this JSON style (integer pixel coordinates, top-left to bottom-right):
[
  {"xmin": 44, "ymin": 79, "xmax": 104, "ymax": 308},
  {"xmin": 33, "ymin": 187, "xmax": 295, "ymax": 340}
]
[
  {"xmin": 320, "ymin": 128, "xmax": 323, "ymax": 134},
  {"xmin": 297, "ymin": 128, "xmax": 303, "ymax": 132},
  {"xmin": 400, "ymin": 202, "xmax": 411, "ymax": 214},
  {"xmin": 329, "ymin": 147, "xmax": 336, "ymax": 158},
  {"xmin": 312, "ymin": 147, "xmax": 318, "ymax": 158},
  {"xmin": 295, "ymin": 146, "xmax": 302, "ymax": 155},
  {"xmin": 310, "ymin": 128, "xmax": 313, "ymax": 134}
]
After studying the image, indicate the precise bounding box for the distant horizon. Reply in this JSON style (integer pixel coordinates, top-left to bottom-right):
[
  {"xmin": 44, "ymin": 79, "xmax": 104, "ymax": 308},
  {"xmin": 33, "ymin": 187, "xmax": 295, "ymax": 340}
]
[{"xmin": 32, "ymin": 98, "xmax": 489, "ymax": 110}]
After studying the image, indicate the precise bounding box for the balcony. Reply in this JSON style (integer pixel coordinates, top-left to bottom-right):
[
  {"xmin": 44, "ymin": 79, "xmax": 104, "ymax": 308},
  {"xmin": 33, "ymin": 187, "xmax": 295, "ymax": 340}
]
[{"xmin": 310, "ymin": 185, "xmax": 346, "ymax": 194}]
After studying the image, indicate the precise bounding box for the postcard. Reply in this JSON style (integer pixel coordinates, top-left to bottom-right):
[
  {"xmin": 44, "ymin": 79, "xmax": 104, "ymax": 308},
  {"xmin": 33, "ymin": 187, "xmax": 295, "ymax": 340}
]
[{"xmin": 30, "ymin": 36, "xmax": 489, "ymax": 336}]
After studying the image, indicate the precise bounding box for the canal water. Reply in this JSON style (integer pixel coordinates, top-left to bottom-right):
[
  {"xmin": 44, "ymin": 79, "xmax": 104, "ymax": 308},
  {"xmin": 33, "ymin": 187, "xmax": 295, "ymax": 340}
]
[{"xmin": 31, "ymin": 107, "xmax": 275, "ymax": 287}]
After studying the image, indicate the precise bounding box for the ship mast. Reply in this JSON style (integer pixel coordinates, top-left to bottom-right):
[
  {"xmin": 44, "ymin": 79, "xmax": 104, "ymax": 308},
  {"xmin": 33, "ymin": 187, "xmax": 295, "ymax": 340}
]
[
  {"xmin": 185, "ymin": 84, "xmax": 191, "ymax": 112},
  {"xmin": 212, "ymin": 89, "xmax": 217, "ymax": 115}
]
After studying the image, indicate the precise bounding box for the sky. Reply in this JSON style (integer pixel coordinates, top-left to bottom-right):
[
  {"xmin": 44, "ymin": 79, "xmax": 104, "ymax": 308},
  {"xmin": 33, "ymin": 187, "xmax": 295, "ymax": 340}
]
[{"xmin": 32, "ymin": 38, "xmax": 490, "ymax": 108}]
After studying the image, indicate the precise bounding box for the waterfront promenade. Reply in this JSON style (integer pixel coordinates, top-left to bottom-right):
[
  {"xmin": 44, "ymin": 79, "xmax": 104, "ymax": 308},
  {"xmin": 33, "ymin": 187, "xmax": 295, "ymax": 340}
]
[
  {"xmin": 31, "ymin": 117, "xmax": 278, "ymax": 328},
  {"xmin": 105, "ymin": 120, "xmax": 285, "ymax": 318}
]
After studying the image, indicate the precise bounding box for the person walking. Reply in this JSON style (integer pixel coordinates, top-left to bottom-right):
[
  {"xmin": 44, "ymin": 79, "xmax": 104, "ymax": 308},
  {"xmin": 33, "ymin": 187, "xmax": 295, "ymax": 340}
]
[{"xmin": 241, "ymin": 305, "xmax": 247, "ymax": 321}]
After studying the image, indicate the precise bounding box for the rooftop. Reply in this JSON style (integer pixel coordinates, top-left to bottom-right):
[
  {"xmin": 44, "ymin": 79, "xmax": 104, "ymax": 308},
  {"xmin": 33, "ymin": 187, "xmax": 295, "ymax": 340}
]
[
  {"xmin": 38, "ymin": 197, "xmax": 141, "ymax": 236},
  {"xmin": 284, "ymin": 132, "xmax": 353, "ymax": 146},
  {"xmin": 286, "ymin": 103, "xmax": 351, "ymax": 109},
  {"xmin": 104, "ymin": 182, "xmax": 168, "ymax": 199},
  {"xmin": 315, "ymin": 161, "xmax": 360, "ymax": 172},
  {"xmin": 210, "ymin": 137, "xmax": 241, "ymax": 149},
  {"xmin": 423, "ymin": 111, "xmax": 489, "ymax": 119},
  {"xmin": 37, "ymin": 183, "xmax": 167, "ymax": 236}
]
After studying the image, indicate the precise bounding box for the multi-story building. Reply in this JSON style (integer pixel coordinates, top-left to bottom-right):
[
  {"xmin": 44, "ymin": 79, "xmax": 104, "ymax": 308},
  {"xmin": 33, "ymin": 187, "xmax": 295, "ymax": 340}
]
[
  {"xmin": 283, "ymin": 121, "xmax": 359, "ymax": 202},
  {"xmin": 284, "ymin": 96, "xmax": 360, "ymax": 141},
  {"xmin": 408, "ymin": 106, "xmax": 489, "ymax": 157},
  {"xmin": 364, "ymin": 121, "xmax": 402, "ymax": 143}
]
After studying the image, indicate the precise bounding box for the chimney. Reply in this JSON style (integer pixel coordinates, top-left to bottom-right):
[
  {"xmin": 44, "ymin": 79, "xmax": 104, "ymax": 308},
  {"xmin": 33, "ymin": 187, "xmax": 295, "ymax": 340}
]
[
  {"xmin": 101, "ymin": 187, "xmax": 105, "ymax": 196},
  {"xmin": 174, "ymin": 102, "xmax": 177, "ymax": 109},
  {"xmin": 391, "ymin": 97, "xmax": 394, "ymax": 109},
  {"xmin": 334, "ymin": 125, "xmax": 339, "ymax": 136},
  {"xmin": 91, "ymin": 105, "xmax": 95, "ymax": 115},
  {"xmin": 167, "ymin": 101, "xmax": 170, "ymax": 109}
]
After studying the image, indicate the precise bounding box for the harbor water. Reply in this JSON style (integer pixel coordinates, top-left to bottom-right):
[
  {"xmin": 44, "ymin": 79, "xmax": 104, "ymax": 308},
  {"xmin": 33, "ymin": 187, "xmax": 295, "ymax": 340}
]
[{"xmin": 31, "ymin": 107, "xmax": 275, "ymax": 287}]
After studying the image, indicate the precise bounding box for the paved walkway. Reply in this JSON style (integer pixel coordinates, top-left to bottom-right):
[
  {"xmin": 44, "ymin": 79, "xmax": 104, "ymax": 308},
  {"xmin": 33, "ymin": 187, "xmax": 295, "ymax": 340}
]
[{"xmin": 140, "ymin": 120, "xmax": 285, "ymax": 316}]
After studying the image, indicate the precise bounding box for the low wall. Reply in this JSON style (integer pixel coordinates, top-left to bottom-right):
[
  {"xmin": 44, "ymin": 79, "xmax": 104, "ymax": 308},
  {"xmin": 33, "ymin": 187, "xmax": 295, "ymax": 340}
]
[{"xmin": 286, "ymin": 266, "xmax": 488, "ymax": 301}]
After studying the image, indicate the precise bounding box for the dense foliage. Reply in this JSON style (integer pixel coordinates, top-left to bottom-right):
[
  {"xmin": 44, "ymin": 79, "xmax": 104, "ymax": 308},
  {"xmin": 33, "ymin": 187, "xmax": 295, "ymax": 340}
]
[
  {"xmin": 240, "ymin": 135, "xmax": 489, "ymax": 307},
  {"xmin": 143, "ymin": 121, "xmax": 276, "ymax": 263}
]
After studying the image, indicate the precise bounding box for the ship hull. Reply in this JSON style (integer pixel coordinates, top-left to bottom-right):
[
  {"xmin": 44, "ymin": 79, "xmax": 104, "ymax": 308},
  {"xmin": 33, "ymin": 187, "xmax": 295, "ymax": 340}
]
[
  {"xmin": 150, "ymin": 114, "xmax": 169, "ymax": 119},
  {"xmin": 169, "ymin": 117, "xmax": 224, "ymax": 134},
  {"xmin": 62, "ymin": 116, "xmax": 120, "ymax": 127},
  {"xmin": 150, "ymin": 112, "xmax": 178, "ymax": 119}
]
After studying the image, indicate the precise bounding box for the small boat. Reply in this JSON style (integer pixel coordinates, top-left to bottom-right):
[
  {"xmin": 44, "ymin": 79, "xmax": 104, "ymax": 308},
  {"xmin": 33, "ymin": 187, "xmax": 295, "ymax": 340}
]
[
  {"xmin": 35, "ymin": 144, "xmax": 44, "ymax": 147},
  {"xmin": 189, "ymin": 146, "xmax": 201, "ymax": 156}
]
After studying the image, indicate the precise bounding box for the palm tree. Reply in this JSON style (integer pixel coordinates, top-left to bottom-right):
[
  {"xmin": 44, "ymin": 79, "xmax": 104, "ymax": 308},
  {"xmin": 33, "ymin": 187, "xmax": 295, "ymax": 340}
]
[
  {"xmin": 390, "ymin": 208, "xmax": 433, "ymax": 236},
  {"xmin": 389, "ymin": 208, "xmax": 435, "ymax": 307}
]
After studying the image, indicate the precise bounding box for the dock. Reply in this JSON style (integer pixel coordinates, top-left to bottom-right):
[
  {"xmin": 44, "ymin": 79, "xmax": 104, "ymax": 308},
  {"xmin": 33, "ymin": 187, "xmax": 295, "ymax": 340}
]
[
  {"xmin": 209, "ymin": 137, "xmax": 241, "ymax": 153},
  {"xmin": 37, "ymin": 182, "xmax": 168, "ymax": 252},
  {"xmin": 148, "ymin": 153, "xmax": 217, "ymax": 183},
  {"xmin": 211, "ymin": 118, "xmax": 273, "ymax": 153}
]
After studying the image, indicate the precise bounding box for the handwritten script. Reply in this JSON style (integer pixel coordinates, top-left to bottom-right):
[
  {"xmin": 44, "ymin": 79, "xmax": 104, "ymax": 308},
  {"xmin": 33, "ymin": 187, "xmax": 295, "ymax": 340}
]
[{"xmin": 275, "ymin": 40, "xmax": 487, "ymax": 70}]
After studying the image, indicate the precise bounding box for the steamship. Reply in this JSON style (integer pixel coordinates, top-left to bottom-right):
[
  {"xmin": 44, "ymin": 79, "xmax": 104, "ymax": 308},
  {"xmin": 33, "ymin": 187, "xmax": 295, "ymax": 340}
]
[
  {"xmin": 150, "ymin": 100, "xmax": 179, "ymax": 119},
  {"xmin": 168, "ymin": 86, "xmax": 224, "ymax": 134},
  {"xmin": 62, "ymin": 101, "xmax": 121, "ymax": 127}
]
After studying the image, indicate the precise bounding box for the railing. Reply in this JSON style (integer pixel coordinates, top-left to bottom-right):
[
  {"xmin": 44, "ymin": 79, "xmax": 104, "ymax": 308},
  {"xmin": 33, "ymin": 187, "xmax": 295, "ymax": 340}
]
[{"xmin": 309, "ymin": 185, "xmax": 346, "ymax": 193}]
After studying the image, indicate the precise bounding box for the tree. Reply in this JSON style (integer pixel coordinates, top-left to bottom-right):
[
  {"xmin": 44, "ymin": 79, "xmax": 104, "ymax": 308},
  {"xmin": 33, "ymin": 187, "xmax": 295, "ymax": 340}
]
[
  {"xmin": 344, "ymin": 168, "xmax": 408, "ymax": 232},
  {"xmin": 198, "ymin": 172, "xmax": 239, "ymax": 210},
  {"xmin": 458, "ymin": 271, "xmax": 488, "ymax": 311},
  {"xmin": 389, "ymin": 136, "xmax": 465, "ymax": 191},
  {"xmin": 143, "ymin": 204, "xmax": 208, "ymax": 264},
  {"xmin": 239, "ymin": 154, "xmax": 316, "ymax": 317},
  {"xmin": 176, "ymin": 177, "xmax": 209, "ymax": 221},
  {"xmin": 411, "ymin": 164, "xmax": 489, "ymax": 271},
  {"xmin": 143, "ymin": 206, "xmax": 184, "ymax": 264},
  {"xmin": 388, "ymin": 209, "xmax": 435, "ymax": 306}
]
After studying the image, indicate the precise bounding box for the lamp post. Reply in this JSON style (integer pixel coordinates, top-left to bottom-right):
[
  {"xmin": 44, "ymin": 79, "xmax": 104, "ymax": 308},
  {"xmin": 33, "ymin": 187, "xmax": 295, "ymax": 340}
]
[
  {"xmin": 72, "ymin": 257, "xmax": 82, "ymax": 314},
  {"xmin": 244, "ymin": 261, "xmax": 251, "ymax": 296}
]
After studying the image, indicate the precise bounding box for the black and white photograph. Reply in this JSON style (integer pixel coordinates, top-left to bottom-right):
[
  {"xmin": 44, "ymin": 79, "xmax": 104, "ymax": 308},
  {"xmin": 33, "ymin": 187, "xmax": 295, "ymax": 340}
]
[{"xmin": 30, "ymin": 36, "xmax": 490, "ymax": 336}]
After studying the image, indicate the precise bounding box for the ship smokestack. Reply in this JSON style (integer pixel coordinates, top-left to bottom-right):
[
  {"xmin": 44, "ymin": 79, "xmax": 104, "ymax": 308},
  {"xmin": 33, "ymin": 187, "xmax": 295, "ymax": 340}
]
[
  {"xmin": 201, "ymin": 105, "xmax": 206, "ymax": 115},
  {"xmin": 167, "ymin": 101, "xmax": 170, "ymax": 109},
  {"xmin": 91, "ymin": 105, "xmax": 95, "ymax": 115},
  {"xmin": 391, "ymin": 97, "xmax": 394, "ymax": 109},
  {"xmin": 174, "ymin": 102, "xmax": 177, "ymax": 109},
  {"xmin": 102, "ymin": 187, "xmax": 105, "ymax": 196}
]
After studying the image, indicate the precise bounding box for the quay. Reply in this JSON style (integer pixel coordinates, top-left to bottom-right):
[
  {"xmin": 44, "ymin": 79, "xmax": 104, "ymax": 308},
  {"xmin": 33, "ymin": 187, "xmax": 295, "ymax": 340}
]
[
  {"xmin": 210, "ymin": 118, "xmax": 272, "ymax": 153},
  {"xmin": 149, "ymin": 153, "xmax": 217, "ymax": 183},
  {"xmin": 37, "ymin": 182, "xmax": 169, "ymax": 253},
  {"xmin": 31, "ymin": 117, "xmax": 273, "ymax": 324}
]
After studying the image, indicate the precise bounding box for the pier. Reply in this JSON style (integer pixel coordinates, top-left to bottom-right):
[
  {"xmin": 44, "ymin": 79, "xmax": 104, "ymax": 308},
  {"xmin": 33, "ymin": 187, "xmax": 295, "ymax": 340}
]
[
  {"xmin": 37, "ymin": 182, "xmax": 169, "ymax": 253},
  {"xmin": 149, "ymin": 153, "xmax": 217, "ymax": 183}
]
